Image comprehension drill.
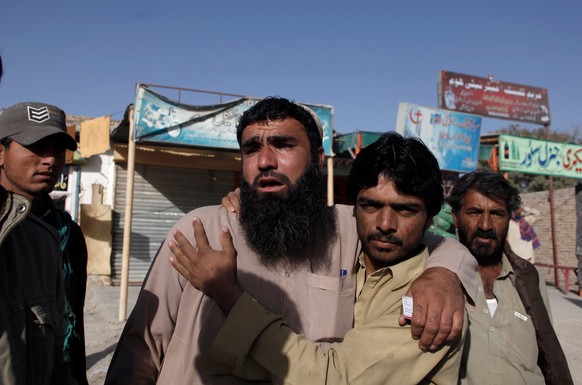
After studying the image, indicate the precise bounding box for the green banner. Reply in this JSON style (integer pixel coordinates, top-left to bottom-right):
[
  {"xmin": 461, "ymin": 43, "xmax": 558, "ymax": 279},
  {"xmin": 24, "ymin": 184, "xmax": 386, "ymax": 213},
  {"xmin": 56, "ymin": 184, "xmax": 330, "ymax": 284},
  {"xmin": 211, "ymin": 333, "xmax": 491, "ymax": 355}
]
[{"xmin": 499, "ymin": 134, "xmax": 582, "ymax": 179}]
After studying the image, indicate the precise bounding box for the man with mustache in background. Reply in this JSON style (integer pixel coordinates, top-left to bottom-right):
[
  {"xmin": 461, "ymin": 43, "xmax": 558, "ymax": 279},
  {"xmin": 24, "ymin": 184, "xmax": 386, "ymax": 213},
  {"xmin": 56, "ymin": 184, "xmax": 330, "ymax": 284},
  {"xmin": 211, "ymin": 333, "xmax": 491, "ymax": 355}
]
[{"xmin": 448, "ymin": 170, "xmax": 572, "ymax": 385}]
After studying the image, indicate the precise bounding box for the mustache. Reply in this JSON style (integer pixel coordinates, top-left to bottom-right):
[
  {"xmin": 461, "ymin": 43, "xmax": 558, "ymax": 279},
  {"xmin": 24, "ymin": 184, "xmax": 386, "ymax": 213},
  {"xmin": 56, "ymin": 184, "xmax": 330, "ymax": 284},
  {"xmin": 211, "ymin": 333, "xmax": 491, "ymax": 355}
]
[
  {"xmin": 367, "ymin": 232, "xmax": 403, "ymax": 245},
  {"xmin": 252, "ymin": 171, "xmax": 292, "ymax": 188},
  {"xmin": 474, "ymin": 229, "xmax": 497, "ymax": 240}
]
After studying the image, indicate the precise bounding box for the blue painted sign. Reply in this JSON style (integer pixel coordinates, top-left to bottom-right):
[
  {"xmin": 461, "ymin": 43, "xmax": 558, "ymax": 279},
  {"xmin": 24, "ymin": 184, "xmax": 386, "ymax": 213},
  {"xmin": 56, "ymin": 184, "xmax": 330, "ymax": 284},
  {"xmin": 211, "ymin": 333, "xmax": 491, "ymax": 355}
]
[{"xmin": 396, "ymin": 102, "xmax": 482, "ymax": 173}]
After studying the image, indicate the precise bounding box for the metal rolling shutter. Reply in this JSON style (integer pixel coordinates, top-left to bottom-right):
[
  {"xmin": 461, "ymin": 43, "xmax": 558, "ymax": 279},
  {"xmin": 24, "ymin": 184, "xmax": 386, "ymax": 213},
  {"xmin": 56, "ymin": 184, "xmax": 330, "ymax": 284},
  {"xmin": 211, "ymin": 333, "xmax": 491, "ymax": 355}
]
[{"xmin": 111, "ymin": 164, "xmax": 236, "ymax": 283}]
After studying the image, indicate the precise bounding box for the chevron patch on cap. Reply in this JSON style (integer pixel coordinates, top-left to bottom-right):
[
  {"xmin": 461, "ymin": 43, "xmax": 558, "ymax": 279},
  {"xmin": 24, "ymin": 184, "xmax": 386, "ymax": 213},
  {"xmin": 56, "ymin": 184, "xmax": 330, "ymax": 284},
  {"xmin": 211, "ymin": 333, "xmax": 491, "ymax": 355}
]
[{"xmin": 27, "ymin": 106, "xmax": 50, "ymax": 123}]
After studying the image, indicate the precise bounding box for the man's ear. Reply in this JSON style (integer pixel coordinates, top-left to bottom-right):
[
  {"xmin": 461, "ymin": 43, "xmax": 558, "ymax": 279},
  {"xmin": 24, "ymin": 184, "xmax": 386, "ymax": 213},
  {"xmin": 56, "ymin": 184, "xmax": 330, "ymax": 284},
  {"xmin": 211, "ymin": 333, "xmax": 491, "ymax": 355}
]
[
  {"xmin": 452, "ymin": 211, "xmax": 459, "ymax": 228},
  {"xmin": 0, "ymin": 145, "xmax": 5, "ymax": 168},
  {"xmin": 316, "ymin": 146, "xmax": 324, "ymax": 168}
]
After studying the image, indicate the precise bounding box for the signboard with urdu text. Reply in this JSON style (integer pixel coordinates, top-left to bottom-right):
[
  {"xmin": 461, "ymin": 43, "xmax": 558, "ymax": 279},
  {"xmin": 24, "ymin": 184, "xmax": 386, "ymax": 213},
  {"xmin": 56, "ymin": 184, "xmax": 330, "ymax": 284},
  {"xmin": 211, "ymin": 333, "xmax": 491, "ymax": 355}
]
[
  {"xmin": 438, "ymin": 70, "xmax": 550, "ymax": 125},
  {"xmin": 396, "ymin": 102, "xmax": 482, "ymax": 173},
  {"xmin": 499, "ymin": 134, "xmax": 582, "ymax": 179},
  {"xmin": 133, "ymin": 85, "xmax": 334, "ymax": 155}
]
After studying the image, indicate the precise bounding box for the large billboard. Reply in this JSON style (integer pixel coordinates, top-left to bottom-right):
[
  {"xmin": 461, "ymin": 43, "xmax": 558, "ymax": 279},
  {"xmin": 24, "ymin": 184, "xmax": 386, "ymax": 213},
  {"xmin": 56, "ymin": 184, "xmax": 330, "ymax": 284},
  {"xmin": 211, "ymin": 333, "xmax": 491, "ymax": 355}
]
[
  {"xmin": 396, "ymin": 102, "xmax": 482, "ymax": 173},
  {"xmin": 133, "ymin": 85, "xmax": 334, "ymax": 155},
  {"xmin": 438, "ymin": 70, "xmax": 550, "ymax": 125},
  {"xmin": 499, "ymin": 134, "xmax": 582, "ymax": 179}
]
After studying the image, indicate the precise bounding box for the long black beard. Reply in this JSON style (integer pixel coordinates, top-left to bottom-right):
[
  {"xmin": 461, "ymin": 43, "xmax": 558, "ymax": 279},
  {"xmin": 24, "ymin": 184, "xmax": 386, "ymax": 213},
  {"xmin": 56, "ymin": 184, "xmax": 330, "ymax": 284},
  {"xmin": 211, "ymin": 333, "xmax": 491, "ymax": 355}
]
[
  {"xmin": 457, "ymin": 223, "xmax": 505, "ymax": 267},
  {"xmin": 240, "ymin": 165, "xmax": 328, "ymax": 269}
]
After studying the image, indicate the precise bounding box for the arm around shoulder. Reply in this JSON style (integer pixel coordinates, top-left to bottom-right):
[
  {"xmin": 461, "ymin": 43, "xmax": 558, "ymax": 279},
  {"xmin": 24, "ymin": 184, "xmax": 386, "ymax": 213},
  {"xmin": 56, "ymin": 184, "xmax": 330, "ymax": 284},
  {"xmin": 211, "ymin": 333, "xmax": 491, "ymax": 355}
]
[
  {"xmin": 423, "ymin": 236, "xmax": 478, "ymax": 302},
  {"xmin": 405, "ymin": 236, "xmax": 475, "ymax": 351}
]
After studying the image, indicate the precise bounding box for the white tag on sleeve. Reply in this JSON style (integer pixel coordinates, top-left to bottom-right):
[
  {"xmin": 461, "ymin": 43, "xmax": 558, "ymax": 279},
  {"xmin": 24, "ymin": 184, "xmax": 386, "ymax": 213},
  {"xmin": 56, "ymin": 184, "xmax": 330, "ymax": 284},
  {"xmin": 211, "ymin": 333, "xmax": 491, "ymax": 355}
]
[{"xmin": 402, "ymin": 296, "xmax": 413, "ymax": 319}]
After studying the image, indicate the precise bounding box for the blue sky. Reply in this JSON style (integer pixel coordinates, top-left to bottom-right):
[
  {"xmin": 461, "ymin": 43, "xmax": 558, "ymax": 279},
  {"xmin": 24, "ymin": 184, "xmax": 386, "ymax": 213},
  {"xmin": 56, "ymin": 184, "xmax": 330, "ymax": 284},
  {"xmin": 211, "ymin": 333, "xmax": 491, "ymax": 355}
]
[{"xmin": 1, "ymin": 0, "xmax": 580, "ymax": 136}]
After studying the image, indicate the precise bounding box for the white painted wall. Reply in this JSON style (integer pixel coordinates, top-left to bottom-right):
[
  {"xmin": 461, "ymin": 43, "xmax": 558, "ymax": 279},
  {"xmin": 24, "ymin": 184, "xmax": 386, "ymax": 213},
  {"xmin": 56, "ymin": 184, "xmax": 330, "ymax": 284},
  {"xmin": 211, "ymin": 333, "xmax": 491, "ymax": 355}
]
[{"xmin": 78, "ymin": 149, "xmax": 116, "ymax": 208}]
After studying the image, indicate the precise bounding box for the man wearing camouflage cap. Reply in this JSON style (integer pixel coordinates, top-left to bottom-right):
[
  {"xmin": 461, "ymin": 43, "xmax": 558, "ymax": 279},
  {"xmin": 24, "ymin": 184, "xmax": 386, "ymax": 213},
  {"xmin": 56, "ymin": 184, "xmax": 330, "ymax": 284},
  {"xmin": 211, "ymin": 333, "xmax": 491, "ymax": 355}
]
[{"xmin": 0, "ymin": 102, "xmax": 88, "ymax": 385}]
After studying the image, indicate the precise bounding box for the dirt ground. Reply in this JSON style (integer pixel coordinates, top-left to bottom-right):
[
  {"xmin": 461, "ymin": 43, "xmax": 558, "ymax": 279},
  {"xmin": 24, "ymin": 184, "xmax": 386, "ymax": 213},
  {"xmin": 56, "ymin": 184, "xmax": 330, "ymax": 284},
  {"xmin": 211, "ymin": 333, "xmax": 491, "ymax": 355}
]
[{"xmin": 84, "ymin": 280, "xmax": 139, "ymax": 385}]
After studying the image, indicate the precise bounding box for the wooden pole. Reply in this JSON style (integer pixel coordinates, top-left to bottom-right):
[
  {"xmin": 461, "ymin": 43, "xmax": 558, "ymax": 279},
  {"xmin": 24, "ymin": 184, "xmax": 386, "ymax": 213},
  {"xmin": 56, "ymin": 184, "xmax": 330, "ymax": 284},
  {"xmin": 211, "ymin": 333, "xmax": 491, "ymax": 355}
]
[
  {"xmin": 119, "ymin": 106, "xmax": 137, "ymax": 321},
  {"xmin": 546, "ymin": 124, "xmax": 560, "ymax": 288},
  {"xmin": 327, "ymin": 157, "xmax": 334, "ymax": 206},
  {"xmin": 492, "ymin": 146, "xmax": 498, "ymax": 171},
  {"xmin": 549, "ymin": 176, "xmax": 559, "ymax": 288}
]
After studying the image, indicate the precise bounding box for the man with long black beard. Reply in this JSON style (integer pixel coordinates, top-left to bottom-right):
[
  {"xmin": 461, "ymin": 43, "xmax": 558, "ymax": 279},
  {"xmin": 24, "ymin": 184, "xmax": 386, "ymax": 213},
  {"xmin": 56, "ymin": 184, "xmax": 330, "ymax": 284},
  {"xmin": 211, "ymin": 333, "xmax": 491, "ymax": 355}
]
[
  {"xmin": 106, "ymin": 97, "xmax": 476, "ymax": 385},
  {"xmin": 239, "ymin": 158, "xmax": 329, "ymax": 268},
  {"xmin": 448, "ymin": 170, "xmax": 572, "ymax": 385}
]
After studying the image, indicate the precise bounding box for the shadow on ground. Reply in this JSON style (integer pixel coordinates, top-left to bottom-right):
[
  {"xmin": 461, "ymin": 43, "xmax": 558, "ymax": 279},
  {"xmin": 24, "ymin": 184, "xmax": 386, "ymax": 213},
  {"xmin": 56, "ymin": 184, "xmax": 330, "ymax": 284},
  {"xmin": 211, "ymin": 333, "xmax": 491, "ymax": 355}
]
[
  {"xmin": 86, "ymin": 343, "xmax": 117, "ymax": 369},
  {"xmin": 564, "ymin": 296, "xmax": 582, "ymax": 308}
]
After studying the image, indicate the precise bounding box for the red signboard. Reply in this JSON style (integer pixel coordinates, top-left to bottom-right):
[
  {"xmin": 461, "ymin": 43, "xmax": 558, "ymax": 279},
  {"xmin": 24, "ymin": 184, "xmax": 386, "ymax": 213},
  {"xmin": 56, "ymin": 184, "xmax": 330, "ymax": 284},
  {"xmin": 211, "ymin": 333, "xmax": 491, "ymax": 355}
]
[{"xmin": 438, "ymin": 70, "xmax": 550, "ymax": 125}]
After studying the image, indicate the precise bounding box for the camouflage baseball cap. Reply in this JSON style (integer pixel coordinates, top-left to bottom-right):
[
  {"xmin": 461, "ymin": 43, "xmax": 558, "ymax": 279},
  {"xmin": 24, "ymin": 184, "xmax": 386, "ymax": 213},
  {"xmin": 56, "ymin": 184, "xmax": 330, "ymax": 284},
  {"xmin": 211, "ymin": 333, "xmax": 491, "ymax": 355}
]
[{"xmin": 0, "ymin": 102, "xmax": 77, "ymax": 151}]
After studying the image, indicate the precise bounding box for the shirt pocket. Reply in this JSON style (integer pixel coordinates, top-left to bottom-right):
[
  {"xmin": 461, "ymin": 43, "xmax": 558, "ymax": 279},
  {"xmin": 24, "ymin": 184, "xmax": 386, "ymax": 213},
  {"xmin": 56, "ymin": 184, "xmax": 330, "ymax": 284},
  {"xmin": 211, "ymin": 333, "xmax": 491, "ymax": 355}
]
[
  {"xmin": 306, "ymin": 273, "xmax": 355, "ymax": 342},
  {"xmin": 26, "ymin": 299, "xmax": 60, "ymax": 384},
  {"xmin": 504, "ymin": 309, "xmax": 542, "ymax": 374}
]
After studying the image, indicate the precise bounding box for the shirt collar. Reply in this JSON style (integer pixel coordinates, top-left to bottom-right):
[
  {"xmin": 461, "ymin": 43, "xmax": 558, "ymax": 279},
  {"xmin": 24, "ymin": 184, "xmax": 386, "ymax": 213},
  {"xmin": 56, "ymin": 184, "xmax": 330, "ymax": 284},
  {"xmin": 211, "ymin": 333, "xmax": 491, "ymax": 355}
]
[
  {"xmin": 498, "ymin": 253, "xmax": 516, "ymax": 285},
  {"xmin": 358, "ymin": 246, "xmax": 429, "ymax": 292}
]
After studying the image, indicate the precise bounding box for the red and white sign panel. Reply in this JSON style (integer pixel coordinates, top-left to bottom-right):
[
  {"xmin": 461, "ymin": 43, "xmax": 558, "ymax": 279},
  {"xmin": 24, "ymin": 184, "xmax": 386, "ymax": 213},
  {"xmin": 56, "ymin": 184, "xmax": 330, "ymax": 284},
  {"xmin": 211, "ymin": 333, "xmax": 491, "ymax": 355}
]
[{"xmin": 438, "ymin": 70, "xmax": 550, "ymax": 125}]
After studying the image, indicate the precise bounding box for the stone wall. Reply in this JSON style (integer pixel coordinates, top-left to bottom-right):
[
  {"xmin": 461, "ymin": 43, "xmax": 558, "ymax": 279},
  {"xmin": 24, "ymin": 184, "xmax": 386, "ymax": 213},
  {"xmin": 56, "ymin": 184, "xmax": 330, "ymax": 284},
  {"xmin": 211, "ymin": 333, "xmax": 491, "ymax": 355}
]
[{"xmin": 520, "ymin": 187, "xmax": 579, "ymax": 288}]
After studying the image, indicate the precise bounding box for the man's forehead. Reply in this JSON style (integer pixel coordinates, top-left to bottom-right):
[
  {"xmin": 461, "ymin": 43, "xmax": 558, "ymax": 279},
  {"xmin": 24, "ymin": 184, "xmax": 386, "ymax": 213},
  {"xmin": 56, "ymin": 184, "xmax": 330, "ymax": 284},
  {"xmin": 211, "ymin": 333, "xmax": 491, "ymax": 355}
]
[
  {"xmin": 463, "ymin": 189, "xmax": 507, "ymax": 210},
  {"xmin": 241, "ymin": 118, "xmax": 307, "ymax": 138},
  {"xmin": 360, "ymin": 177, "xmax": 425, "ymax": 206}
]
